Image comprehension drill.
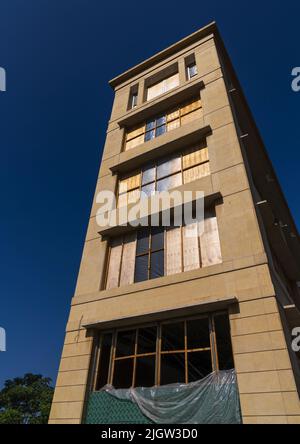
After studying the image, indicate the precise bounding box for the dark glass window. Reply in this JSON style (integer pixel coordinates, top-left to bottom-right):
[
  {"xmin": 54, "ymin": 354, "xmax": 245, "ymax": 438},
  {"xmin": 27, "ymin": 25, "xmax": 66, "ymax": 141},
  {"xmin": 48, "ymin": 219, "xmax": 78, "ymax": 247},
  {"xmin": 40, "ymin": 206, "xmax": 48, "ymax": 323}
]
[
  {"xmin": 214, "ymin": 314, "xmax": 234, "ymax": 370},
  {"xmin": 115, "ymin": 330, "xmax": 136, "ymax": 357},
  {"xmin": 134, "ymin": 255, "xmax": 149, "ymax": 283},
  {"xmin": 136, "ymin": 229, "xmax": 149, "ymax": 255},
  {"xmin": 150, "ymin": 250, "xmax": 164, "ymax": 279},
  {"xmin": 135, "ymin": 356, "xmax": 156, "ymax": 387},
  {"xmin": 113, "ymin": 359, "xmax": 133, "ymax": 389},
  {"xmin": 188, "ymin": 350, "xmax": 212, "ymax": 381},
  {"xmin": 95, "ymin": 313, "xmax": 234, "ymax": 389},
  {"xmin": 187, "ymin": 318, "xmax": 210, "ymax": 349},
  {"xmin": 160, "ymin": 353, "xmax": 185, "ymax": 385},
  {"xmin": 137, "ymin": 327, "xmax": 157, "ymax": 354},
  {"xmin": 96, "ymin": 333, "xmax": 112, "ymax": 389},
  {"xmin": 134, "ymin": 227, "xmax": 165, "ymax": 283},
  {"xmin": 161, "ymin": 322, "xmax": 184, "ymax": 351}
]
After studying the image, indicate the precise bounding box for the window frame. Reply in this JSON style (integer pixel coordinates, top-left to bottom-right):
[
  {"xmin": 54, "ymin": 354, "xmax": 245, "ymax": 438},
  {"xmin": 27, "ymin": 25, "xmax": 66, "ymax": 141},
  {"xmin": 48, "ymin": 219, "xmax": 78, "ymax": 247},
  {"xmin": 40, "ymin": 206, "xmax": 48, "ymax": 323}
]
[
  {"xmin": 134, "ymin": 227, "xmax": 165, "ymax": 283},
  {"xmin": 124, "ymin": 96, "xmax": 202, "ymax": 150},
  {"xmin": 92, "ymin": 311, "xmax": 233, "ymax": 390},
  {"xmin": 117, "ymin": 141, "xmax": 209, "ymax": 207},
  {"xmin": 186, "ymin": 63, "xmax": 198, "ymax": 80},
  {"xmin": 105, "ymin": 206, "xmax": 222, "ymax": 289}
]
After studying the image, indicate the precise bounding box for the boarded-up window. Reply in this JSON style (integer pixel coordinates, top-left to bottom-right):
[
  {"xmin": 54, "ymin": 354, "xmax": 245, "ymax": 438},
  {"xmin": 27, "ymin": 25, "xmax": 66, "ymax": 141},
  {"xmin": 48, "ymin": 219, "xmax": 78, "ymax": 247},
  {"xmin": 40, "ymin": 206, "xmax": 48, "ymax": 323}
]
[
  {"xmin": 106, "ymin": 238, "xmax": 123, "ymax": 289},
  {"xmin": 182, "ymin": 145, "xmax": 210, "ymax": 184},
  {"xmin": 199, "ymin": 211, "xmax": 222, "ymax": 267},
  {"xmin": 119, "ymin": 172, "xmax": 141, "ymax": 193},
  {"xmin": 181, "ymin": 107, "xmax": 202, "ymax": 125},
  {"xmin": 147, "ymin": 73, "xmax": 179, "ymax": 101},
  {"xmin": 119, "ymin": 233, "xmax": 137, "ymax": 286},
  {"xmin": 166, "ymin": 227, "xmax": 182, "ymax": 275},
  {"xmin": 181, "ymin": 98, "xmax": 201, "ymax": 116},
  {"xmin": 118, "ymin": 143, "xmax": 210, "ymax": 208},
  {"xmin": 183, "ymin": 223, "xmax": 200, "ymax": 271},
  {"xmin": 183, "ymin": 163, "xmax": 210, "ymax": 184},
  {"xmin": 125, "ymin": 125, "xmax": 145, "ymax": 151},
  {"xmin": 182, "ymin": 145, "xmax": 208, "ymax": 169},
  {"xmin": 124, "ymin": 96, "xmax": 202, "ymax": 150}
]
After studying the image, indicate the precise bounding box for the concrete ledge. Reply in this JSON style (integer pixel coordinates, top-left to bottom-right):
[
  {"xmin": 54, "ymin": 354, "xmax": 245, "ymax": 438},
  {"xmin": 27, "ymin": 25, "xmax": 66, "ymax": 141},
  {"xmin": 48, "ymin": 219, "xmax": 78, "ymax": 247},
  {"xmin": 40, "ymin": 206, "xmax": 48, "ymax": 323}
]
[
  {"xmin": 82, "ymin": 295, "xmax": 237, "ymax": 330},
  {"xmin": 110, "ymin": 123, "xmax": 212, "ymax": 175}
]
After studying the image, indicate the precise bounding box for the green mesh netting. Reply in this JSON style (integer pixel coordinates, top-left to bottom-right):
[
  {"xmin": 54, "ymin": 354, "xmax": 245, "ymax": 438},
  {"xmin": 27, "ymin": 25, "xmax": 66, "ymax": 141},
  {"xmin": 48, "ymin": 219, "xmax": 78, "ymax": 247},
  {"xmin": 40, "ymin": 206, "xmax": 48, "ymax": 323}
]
[
  {"xmin": 85, "ymin": 370, "xmax": 241, "ymax": 424},
  {"xmin": 85, "ymin": 391, "xmax": 153, "ymax": 424}
]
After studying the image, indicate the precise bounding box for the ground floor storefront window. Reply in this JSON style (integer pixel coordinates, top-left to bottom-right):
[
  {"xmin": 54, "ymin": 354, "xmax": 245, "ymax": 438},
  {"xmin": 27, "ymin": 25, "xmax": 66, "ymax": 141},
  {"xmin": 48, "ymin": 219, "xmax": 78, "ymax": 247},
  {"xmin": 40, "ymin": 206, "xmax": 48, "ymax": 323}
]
[{"xmin": 92, "ymin": 311, "xmax": 234, "ymax": 390}]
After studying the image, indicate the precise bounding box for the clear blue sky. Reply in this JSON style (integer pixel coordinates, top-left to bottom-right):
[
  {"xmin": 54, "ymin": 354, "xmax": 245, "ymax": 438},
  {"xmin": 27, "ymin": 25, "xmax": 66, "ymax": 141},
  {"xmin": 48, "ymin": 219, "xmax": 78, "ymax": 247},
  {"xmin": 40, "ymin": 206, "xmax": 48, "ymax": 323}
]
[{"xmin": 0, "ymin": 0, "xmax": 299, "ymax": 387}]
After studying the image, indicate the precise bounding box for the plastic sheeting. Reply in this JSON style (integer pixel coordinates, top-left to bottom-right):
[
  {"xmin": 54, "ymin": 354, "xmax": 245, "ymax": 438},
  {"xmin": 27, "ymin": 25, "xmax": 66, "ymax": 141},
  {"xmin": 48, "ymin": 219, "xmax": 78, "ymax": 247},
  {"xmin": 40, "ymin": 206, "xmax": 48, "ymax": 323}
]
[{"xmin": 102, "ymin": 369, "xmax": 241, "ymax": 424}]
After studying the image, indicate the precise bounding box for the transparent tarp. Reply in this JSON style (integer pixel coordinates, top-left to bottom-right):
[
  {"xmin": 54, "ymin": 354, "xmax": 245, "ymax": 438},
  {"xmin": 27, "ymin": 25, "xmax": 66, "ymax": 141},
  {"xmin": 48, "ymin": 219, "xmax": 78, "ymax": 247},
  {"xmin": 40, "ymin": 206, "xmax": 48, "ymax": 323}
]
[{"xmin": 102, "ymin": 369, "xmax": 241, "ymax": 424}]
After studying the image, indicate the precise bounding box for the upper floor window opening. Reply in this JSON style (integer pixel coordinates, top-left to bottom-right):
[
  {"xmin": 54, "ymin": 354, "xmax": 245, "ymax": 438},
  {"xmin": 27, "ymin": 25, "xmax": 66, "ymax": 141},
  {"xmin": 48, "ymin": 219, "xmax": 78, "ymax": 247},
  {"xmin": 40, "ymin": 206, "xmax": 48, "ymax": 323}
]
[
  {"xmin": 128, "ymin": 85, "xmax": 139, "ymax": 110},
  {"xmin": 105, "ymin": 207, "xmax": 222, "ymax": 290},
  {"xmin": 146, "ymin": 72, "xmax": 179, "ymax": 101},
  {"xmin": 118, "ymin": 141, "xmax": 210, "ymax": 208},
  {"xmin": 125, "ymin": 96, "xmax": 202, "ymax": 151},
  {"xmin": 93, "ymin": 312, "xmax": 234, "ymax": 390},
  {"xmin": 187, "ymin": 63, "xmax": 198, "ymax": 80}
]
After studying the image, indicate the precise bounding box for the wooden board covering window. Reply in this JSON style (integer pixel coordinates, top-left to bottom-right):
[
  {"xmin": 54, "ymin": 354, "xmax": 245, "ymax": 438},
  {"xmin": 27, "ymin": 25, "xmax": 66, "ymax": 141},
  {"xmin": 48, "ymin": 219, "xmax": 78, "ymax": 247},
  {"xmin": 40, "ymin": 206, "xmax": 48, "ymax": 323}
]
[
  {"xmin": 167, "ymin": 109, "xmax": 180, "ymax": 122},
  {"xmin": 167, "ymin": 119, "xmax": 180, "ymax": 131},
  {"xmin": 118, "ymin": 188, "xmax": 141, "ymax": 208},
  {"xmin": 183, "ymin": 223, "xmax": 200, "ymax": 272},
  {"xmin": 181, "ymin": 107, "xmax": 202, "ymax": 126},
  {"xmin": 119, "ymin": 233, "xmax": 137, "ymax": 286},
  {"xmin": 166, "ymin": 227, "xmax": 182, "ymax": 275},
  {"xmin": 199, "ymin": 215, "xmax": 222, "ymax": 267},
  {"xmin": 106, "ymin": 239, "xmax": 123, "ymax": 289},
  {"xmin": 126, "ymin": 125, "xmax": 145, "ymax": 142},
  {"xmin": 147, "ymin": 73, "xmax": 179, "ymax": 101},
  {"xmin": 182, "ymin": 145, "xmax": 208, "ymax": 169},
  {"xmin": 119, "ymin": 172, "xmax": 141, "ymax": 193},
  {"xmin": 180, "ymin": 98, "xmax": 201, "ymax": 116},
  {"xmin": 183, "ymin": 162, "xmax": 210, "ymax": 184},
  {"xmin": 125, "ymin": 134, "xmax": 145, "ymax": 151}
]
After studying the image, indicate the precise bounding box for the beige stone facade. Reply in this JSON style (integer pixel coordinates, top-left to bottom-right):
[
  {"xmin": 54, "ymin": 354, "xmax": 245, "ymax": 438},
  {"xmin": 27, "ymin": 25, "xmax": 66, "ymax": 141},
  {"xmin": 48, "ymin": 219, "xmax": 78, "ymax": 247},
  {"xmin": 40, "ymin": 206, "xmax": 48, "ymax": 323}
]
[{"xmin": 49, "ymin": 22, "xmax": 300, "ymax": 424}]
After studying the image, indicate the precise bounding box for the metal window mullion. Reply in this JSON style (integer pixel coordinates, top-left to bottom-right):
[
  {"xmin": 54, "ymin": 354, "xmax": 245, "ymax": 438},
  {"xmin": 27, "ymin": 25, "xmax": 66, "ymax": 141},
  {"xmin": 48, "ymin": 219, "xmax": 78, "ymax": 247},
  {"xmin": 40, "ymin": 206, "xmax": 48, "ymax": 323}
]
[
  {"xmin": 209, "ymin": 315, "xmax": 219, "ymax": 372},
  {"xmin": 147, "ymin": 228, "xmax": 151, "ymax": 280},
  {"xmin": 108, "ymin": 332, "xmax": 117, "ymax": 385},
  {"xmin": 197, "ymin": 221, "xmax": 202, "ymax": 269},
  {"xmin": 184, "ymin": 321, "xmax": 188, "ymax": 384},
  {"xmin": 104, "ymin": 243, "xmax": 112, "ymax": 290},
  {"xmin": 117, "ymin": 237, "xmax": 125, "ymax": 287},
  {"xmin": 180, "ymin": 225, "xmax": 184, "ymax": 273},
  {"xmin": 157, "ymin": 324, "xmax": 162, "ymax": 386},
  {"xmin": 132, "ymin": 329, "xmax": 138, "ymax": 387},
  {"xmin": 91, "ymin": 334, "xmax": 102, "ymax": 391}
]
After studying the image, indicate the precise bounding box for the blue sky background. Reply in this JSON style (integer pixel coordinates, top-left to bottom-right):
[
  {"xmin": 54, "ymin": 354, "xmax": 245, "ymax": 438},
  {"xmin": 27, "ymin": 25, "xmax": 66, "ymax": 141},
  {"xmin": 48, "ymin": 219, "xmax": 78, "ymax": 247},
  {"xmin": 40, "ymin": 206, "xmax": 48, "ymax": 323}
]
[{"xmin": 0, "ymin": 0, "xmax": 299, "ymax": 387}]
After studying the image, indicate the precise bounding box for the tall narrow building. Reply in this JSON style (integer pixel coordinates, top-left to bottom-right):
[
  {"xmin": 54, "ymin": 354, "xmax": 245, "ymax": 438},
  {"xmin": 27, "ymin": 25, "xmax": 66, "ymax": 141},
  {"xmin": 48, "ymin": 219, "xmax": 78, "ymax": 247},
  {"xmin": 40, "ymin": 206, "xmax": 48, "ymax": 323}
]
[{"xmin": 49, "ymin": 22, "xmax": 300, "ymax": 424}]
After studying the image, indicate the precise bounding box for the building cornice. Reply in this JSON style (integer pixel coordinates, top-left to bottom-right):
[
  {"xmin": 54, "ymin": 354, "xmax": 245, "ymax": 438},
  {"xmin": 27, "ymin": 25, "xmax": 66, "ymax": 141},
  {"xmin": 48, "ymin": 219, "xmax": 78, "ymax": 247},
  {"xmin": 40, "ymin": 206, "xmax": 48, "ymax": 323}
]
[{"xmin": 109, "ymin": 22, "xmax": 217, "ymax": 89}]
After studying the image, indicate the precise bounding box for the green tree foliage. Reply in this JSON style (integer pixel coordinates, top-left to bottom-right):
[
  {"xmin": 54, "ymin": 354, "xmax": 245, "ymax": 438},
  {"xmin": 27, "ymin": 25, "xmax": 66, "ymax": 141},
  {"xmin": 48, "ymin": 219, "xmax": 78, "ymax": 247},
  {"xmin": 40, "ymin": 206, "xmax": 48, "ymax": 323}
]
[{"xmin": 0, "ymin": 373, "xmax": 54, "ymax": 424}]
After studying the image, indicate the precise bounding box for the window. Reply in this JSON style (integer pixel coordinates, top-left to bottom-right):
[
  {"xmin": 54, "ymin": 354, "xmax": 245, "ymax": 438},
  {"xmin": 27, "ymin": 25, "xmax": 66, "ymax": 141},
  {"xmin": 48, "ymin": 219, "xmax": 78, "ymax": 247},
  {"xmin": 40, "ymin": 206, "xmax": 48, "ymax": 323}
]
[
  {"xmin": 93, "ymin": 312, "xmax": 234, "ymax": 390},
  {"xmin": 118, "ymin": 142, "xmax": 209, "ymax": 208},
  {"xmin": 130, "ymin": 93, "xmax": 138, "ymax": 109},
  {"xmin": 187, "ymin": 63, "xmax": 198, "ymax": 80},
  {"xmin": 134, "ymin": 227, "xmax": 165, "ymax": 283},
  {"xmin": 125, "ymin": 96, "xmax": 202, "ymax": 151},
  {"xmin": 105, "ymin": 208, "xmax": 222, "ymax": 290},
  {"xmin": 147, "ymin": 72, "xmax": 179, "ymax": 101},
  {"xmin": 128, "ymin": 85, "xmax": 139, "ymax": 110}
]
